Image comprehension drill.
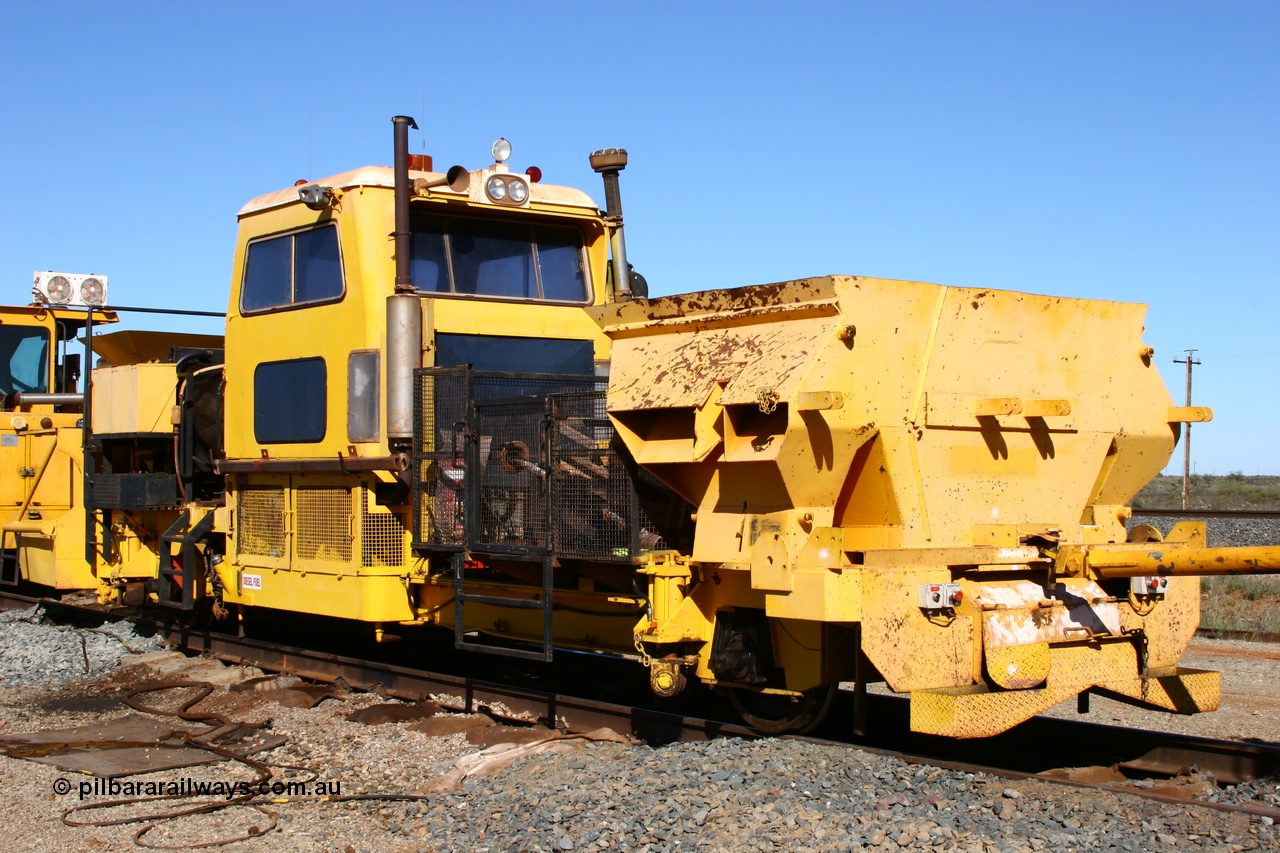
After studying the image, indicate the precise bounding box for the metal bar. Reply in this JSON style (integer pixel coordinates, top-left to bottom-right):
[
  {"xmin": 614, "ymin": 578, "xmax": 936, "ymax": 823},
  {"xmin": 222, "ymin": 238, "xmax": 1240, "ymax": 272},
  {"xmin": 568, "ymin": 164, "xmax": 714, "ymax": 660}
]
[
  {"xmin": 542, "ymin": 555, "xmax": 554, "ymax": 662},
  {"xmin": 83, "ymin": 309, "xmax": 95, "ymax": 567},
  {"xmin": 8, "ymin": 392, "xmax": 84, "ymax": 407},
  {"xmin": 454, "ymin": 640, "xmax": 555, "ymax": 662},
  {"xmin": 100, "ymin": 304, "xmax": 226, "ymax": 318},
  {"xmin": 1088, "ymin": 545, "xmax": 1280, "ymax": 578},
  {"xmin": 455, "ymin": 592, "xmax": 547, "ymax": 609},
  {"xmin": 391, "ymin": 116, "xmax": 417, "ymax": 291},
  {"xmin": 216, "ymin": 455, "xmax": 408, "ymax": 474},
  {"xmin": 452, "ymin": 551, "xmax": 466, "ymax": 652}
]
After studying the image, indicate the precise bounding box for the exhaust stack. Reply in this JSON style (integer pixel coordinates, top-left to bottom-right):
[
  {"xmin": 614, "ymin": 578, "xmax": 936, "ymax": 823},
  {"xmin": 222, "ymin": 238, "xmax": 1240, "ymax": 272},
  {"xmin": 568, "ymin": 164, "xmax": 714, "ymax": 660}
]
[{"xmin": 387, "ymin": 116, "xmax": 422, "ymax": 445}]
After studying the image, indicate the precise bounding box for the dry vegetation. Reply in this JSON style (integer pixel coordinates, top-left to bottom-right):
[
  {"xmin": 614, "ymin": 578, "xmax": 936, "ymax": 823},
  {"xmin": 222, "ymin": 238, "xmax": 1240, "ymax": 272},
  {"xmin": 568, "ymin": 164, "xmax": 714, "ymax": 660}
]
[
  {"xmin": 1132, "ymin": 472, "xmax": 1280, "ymax": 512},
  {"xmin": 1134, "ymin": 473, "xmax": 1280, "ymax": 636}
]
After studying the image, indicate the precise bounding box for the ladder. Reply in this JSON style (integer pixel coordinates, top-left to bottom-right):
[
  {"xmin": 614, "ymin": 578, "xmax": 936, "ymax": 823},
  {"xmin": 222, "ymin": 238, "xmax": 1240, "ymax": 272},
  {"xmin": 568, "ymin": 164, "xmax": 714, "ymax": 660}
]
[
  {"xmin": 453, "ymin": 552, "xmax": 554, "ymax": 662},
  {"xmin": 154, "ymin": 509, "xmax": 215, "ymax": 610}
]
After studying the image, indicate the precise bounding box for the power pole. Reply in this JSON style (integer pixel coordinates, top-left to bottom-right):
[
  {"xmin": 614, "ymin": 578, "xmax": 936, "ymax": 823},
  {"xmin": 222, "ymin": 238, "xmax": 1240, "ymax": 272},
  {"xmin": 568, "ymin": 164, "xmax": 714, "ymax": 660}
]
[{"xmin": 1173, "ymin": 350, "xmax": 1200, "ymax": 509}]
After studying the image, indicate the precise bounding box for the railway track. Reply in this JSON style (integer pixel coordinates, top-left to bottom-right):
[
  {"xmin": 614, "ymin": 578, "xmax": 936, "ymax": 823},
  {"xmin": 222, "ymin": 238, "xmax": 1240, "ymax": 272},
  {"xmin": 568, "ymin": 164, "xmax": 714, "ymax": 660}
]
[
  {"xmin": 1131, "ymin": 508, "xmax": 1280, "ymax": 520},
  {"xmin": 2, "ymin": 588, "xmax": 1279, "ymax": 824}
]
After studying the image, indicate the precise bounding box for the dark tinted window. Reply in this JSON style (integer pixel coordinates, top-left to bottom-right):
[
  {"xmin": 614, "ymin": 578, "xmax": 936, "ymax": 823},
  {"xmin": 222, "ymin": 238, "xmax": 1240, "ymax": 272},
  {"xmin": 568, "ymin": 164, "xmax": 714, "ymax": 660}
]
[
  {"xmin": 435, "ymin": 333, "xmax": 595, "ymax": 375},
  {"xmin": 295, "ymin": 227, "xmax": 343, "ymax": 303},
  {"xmin": 242, "ymin": 236, "xmax": 291, "ymax": 312},
  {"xmin": 254, "ymin": 358, "xmax": 326, "ymax": 443},
  {"xmin": 410, "ymin": 214, "xmax": 588, "ymax": 303},
  {"xmin": 409, "ymin": 231, "xmax": 448, "ymax": 293},
  {"xmin": 0, "ymin": 327, "xmax": 49, "ymax": 394},
  {"xmin": 242, "ymin": 225, "xmax": 343, "ymax": 313}
]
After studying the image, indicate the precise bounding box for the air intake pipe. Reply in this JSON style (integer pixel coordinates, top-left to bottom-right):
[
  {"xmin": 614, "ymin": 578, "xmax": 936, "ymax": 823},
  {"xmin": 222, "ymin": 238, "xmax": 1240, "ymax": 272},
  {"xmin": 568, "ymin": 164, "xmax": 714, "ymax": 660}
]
[{"xmin": 590, "ymin": 148, "xmax": 641, "ymax": 302}]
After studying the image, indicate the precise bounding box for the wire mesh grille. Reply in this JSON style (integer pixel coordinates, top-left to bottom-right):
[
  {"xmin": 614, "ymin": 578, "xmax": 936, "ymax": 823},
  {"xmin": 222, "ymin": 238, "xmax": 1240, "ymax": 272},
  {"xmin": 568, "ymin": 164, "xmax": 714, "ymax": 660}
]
[
  {"xmin": 548, "ymin": 392, "xmax": 666, "ymax": 561},
  {"xmin": 362, "ymin": 488, "xmax": 408, "ymax": 568},
  {"xmin": 474, "ymin": 399, "xmax": 549, "ymax": 549},
  {"xmin": 414, "ymin": 368, "xmax": 471, "ymax": 548},
  {"xmin": 296, "ymin": 487, "xmax": 353, "ymax": 562},
  {"xmin": 412, "ymin": 366, "xmax": 669, "ymax": 559},
  {"xmin": 236, "ymin": 487, "xmax": 285, "ymax": 558}
]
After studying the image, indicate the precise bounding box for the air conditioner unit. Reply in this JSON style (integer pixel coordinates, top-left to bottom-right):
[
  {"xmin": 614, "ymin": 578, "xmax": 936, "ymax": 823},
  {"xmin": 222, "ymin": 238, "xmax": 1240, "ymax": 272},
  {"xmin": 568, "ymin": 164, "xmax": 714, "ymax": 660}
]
[{"xmin": 32, "ymin": 271, "xmax": 109, "ymax": 308}]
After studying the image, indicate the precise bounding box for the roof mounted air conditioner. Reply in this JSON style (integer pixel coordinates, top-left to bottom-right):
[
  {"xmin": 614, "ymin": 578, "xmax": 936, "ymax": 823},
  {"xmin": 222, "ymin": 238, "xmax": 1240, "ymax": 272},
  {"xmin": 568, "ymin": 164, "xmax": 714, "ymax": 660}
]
[{"xmin": 32, "ymin": 271, "xmax": 109, "ymax": 308}]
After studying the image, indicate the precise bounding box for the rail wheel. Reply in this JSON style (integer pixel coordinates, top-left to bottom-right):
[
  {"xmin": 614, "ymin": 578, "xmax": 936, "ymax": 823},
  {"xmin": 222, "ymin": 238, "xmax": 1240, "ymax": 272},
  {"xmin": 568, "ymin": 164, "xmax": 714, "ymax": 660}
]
[{"xmin": 726, "ymin": 684, "xmax": 836, "ymax": 735}]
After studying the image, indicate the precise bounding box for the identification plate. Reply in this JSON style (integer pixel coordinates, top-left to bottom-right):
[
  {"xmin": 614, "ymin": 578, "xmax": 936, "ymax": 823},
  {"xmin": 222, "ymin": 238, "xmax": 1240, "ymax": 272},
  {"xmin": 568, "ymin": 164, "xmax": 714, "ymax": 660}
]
[{"xmin": 1, "ymin": 435, "xmax": 16, "ymax": 447}]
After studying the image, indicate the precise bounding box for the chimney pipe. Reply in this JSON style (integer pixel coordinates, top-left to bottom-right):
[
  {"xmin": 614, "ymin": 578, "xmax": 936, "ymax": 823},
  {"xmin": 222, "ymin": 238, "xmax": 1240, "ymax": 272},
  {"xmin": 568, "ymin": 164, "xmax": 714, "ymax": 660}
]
[
  {"xmin": 392, "ymin": 115, "xmax": 418, "ymax": 293},
  {"xmin": 387, "ymin": 116, "xmax": 422, "ymax": 446}
]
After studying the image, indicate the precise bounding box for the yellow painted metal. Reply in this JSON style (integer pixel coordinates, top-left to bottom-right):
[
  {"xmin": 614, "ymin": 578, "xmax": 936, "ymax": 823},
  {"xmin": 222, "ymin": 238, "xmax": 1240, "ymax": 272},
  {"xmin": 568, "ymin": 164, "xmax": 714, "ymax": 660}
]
[
  {"xmin": 862, "ymin": 568, "xmax": 975, "ymax": 692},
  {"xmin": 596, "ymin": 276, "xmax": 1174, "ymax": 565},
  {"xmin": 411, "ymin": 573, "xmax": 644, "ymax": 653},
  {"xmin": 90, "ymin": 364, "xmax": 178, "ymax": 435},
  {"xmin": 199, "ymin": 159, "xmax": 625, "ymax": 631},
  {"xmin": 0, "ymin": 306, "xmax": 108, "ymax": 589},
  {"xmin": 1059, "ymin": 519, "xmax": 1280, "ymax": 579},
  {"xmin": 223, "ymin": 166, "xmax": 612, "ymax": 463},
  {"xmin": 21, "ymin": 140, "xmax": 1271, "ymax": 739},
  {"xmin": 910, "ymin": 638, "xmax": 1220, "ymax": 738},
  {"xmin": 91, "ymin": 330, "xmax": 224, "ymax": 367},
  {"xmin": 1168, "ymin": 406, "xmax": 1213, "ymax": 423},
  {"xmin": 5, "ymin": 423, "xmax": 96, "ymax": 589},
  {"xmin": 217, "ymin": 564, "xmax": 413, "ymax": 623},
  {"xmin": 594, "ymin": 274, "xmax": 1246, "ymax": 725},
  {"xmin": 986, "ymin": 642, "xmax": 1050, "ymax": 690}
]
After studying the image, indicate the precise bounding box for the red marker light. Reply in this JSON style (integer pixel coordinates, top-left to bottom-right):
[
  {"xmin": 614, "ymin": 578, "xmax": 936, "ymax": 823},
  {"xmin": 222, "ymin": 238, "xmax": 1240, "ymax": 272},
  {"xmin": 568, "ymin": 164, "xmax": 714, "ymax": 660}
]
[{"xmin": 526, "ymin": 166, "xmax": 543, "ymax": 183}]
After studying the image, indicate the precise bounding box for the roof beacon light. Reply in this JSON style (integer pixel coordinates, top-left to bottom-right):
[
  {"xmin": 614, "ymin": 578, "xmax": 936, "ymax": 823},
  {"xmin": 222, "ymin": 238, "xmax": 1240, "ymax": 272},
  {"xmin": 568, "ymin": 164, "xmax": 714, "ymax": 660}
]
[{"xmin": 491, "ymin": 137, "xmax": 512, "ymax": 164}]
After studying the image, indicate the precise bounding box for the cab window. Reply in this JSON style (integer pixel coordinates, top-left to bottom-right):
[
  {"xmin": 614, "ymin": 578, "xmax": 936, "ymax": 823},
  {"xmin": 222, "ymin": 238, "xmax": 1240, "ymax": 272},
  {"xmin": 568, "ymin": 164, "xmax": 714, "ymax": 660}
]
[
  {"xmin": 242, "ymin": 224, "xmax": 343, "ymax": 313},
  {"xmin": 410, "ymin": 214, "xmax": 589, "ymax": 303},
  {"xmin": 0, "ymin": 326, "xmax": 49, "ymax": 394},
  {"xmin": 254, "ymin": 358, "xmax": 326, "ymax": 443}
]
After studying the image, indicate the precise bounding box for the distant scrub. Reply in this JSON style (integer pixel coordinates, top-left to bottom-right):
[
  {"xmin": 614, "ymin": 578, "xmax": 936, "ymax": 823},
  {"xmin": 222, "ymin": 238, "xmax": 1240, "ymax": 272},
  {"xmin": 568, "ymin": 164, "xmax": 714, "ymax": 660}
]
[{"xmin": 1131, "ymin": 473, "xmax": 1280, "ymax": 512}]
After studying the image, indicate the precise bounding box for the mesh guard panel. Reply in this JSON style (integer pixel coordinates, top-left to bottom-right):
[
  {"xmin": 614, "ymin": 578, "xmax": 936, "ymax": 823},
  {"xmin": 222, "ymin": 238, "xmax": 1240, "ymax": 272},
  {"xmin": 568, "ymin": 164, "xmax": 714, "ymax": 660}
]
[
  {"xmin": 296, "ymin": 487, "xmax": 353, "ymax": 562},
  {"xmin": 549, "ymin": 392, "xmax": 666, "ymax": 561},
  {"xmin": 237, "ymin": 487, "xmax": 285, "ymax": 558},
  {"xmin": 412, "ymin": 367, "xmax": 664, "ymax": 560},
  {"xmin": 362, "ymin": 488, "xmax": 408, "ymax": 568}
]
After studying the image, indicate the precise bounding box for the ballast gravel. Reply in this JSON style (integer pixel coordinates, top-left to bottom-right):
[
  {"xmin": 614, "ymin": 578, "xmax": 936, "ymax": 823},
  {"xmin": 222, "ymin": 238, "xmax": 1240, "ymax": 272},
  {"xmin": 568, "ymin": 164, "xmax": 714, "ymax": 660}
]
[
  {"xmin": 0, "ymin": 605, "xmax": 165, "ymax": 688},
  {"xmin": 1129, "ymin": 514, "xmax": 1280, "ymax": 548},
  {"xmin": 0, "ymin": 608, "xmax": 1275, "ymax": 852}
]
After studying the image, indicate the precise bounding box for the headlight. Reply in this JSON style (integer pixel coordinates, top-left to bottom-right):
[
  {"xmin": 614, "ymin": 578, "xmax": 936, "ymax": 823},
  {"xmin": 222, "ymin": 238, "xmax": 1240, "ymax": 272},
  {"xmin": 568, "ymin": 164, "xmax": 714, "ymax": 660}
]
[
  {"xmin": 486, "ymin": 176, "xmax": 508, "ymax": 201},
  {"xmin": 507, "ymin": 179, "xmax": 528, "ymax": 203}
]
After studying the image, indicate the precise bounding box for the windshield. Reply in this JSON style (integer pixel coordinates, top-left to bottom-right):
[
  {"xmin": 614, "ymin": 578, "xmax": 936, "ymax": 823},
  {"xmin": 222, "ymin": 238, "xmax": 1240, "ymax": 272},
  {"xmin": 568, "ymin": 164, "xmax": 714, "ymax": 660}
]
[
  {"xmin": 410, "ymin": 214, "xmax": 589, "ymax": 303},
  {"xmin": 0, "ymin": 326, "xmax": 49, "ymax": 395}
]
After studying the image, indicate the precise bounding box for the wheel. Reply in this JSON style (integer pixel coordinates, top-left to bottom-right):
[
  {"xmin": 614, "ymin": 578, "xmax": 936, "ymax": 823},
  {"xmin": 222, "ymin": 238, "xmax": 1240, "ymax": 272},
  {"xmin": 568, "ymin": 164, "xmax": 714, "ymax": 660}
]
[{"xmin": 726, "ymin": 684, "xmax": 837, "ymax": 735}]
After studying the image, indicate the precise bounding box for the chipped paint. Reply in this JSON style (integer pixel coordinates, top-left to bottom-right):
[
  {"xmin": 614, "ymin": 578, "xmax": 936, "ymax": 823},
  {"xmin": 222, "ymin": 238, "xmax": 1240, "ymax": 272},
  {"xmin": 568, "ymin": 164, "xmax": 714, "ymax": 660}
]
[{"xmin": 978, "ymin": 580, "xmax": 1120, "ymax": 650}]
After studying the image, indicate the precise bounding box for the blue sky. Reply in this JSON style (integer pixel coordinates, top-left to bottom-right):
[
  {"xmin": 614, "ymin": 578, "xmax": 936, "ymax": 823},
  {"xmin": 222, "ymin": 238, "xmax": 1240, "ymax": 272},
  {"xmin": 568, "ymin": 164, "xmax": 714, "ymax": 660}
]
[{"xmin": 3, "ymin": 2, "xmax": 1277, "ymax": 474}]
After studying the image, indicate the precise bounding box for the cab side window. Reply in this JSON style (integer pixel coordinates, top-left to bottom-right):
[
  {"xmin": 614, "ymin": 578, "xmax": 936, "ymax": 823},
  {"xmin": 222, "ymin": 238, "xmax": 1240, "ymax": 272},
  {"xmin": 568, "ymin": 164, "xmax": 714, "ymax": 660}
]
[
  {"xmin": 254, "ymin": 358, "xmax": 326, "ymax": 443},
  {"xmin": 242, "ymin": 224, "xmax": 343, "ymax": 313}
]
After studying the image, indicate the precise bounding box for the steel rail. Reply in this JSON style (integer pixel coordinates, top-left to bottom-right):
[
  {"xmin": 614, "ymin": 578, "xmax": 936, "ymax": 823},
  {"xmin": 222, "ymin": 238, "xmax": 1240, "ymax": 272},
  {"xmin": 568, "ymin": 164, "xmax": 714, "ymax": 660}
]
[
  {"xmin": 2, "ymin": 589, "xmax": 1279, "ymax": 823},
  {"xmin": 1132, "ymin": 508, "xmax": 1280, "ymax": 519}
]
